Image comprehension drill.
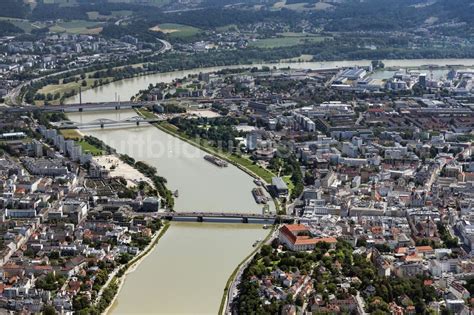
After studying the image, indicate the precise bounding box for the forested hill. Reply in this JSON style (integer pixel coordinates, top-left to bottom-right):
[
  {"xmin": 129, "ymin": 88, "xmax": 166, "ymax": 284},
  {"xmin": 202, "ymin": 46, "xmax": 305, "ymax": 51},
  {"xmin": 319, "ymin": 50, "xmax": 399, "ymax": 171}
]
[
  {"xmin": 312, "ymin": 0, "xmax": 474, "ymax": 33},
  {"xmin": 1, "ymin": 0, "xmax": 473, "ymax": 38},
  {"xmin": 0, "ymin": 0, "xmax": 30, "ymax": 19}
]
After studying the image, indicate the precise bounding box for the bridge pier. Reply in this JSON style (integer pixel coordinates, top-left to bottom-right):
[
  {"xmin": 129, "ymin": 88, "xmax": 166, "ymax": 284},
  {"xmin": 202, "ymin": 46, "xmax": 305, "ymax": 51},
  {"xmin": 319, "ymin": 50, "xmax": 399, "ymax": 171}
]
[
  {"xmin": 78, "ymin": 108, "xmax": 83, "ymax": 112},
  {"xmin": 100, "ymin": 123, "xmax": 104, "ymax": 129},
  {"xmin": 136, "ymin": 121, "xmax": 140, "ymax": 126},
  {"xmin": 242, "ymin": 217, "xmax": 248, "ymax": 223},
  {"xmin": 197, "ymin": 216, "xmax": 203, "ymax": 222}
]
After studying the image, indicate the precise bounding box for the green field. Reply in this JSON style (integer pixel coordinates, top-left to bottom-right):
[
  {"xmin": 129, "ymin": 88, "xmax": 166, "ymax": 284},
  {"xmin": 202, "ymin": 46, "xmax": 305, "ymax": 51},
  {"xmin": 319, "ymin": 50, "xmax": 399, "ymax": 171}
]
[
  {"xmin": 216, "ymin": 24, "xmax": 239, "ymax": 32},
  {"xmin": 281, "ymin": 54, "xmax": 314, "ymax": 62},
  {"xmin": 249, "ymin": 35, "xmax": 328, "ymax": 48},
  {"xmin": 150, "ymin": 23, "xmax": 200, "ymax": 38},
  {"xmin": 87, "ymin": 10, "xmax": 134, "ymax": 20},
  {"xmin": 272, "ymin": 0, "xmax": 334, "ymax": 12},
  {"xmin": 38, "ymin": 80, "xmax": 84, "ymax": 95},
  {"xmin": 42, "ymin": 0, "xmax": 78, "ymax": 6},
  {"xmin": 37, "ymin": 79, "xmax": 93, "ymax": 105},
  {"xmin": 108, "ymin": 0, "xmax": 169, "ymax": 5},
  {"xmin": 35, "ymin": 62, "xmax": 147, "ymax": 105},
  {"xmin": 36, "ymin": 75, "xmax": 114, "ymax": 105},
  {"xmin": 60, "ymin": 129, "xmax": 82, "ymax": 140},
  {"xmin": 283, "ymin": 175, "xmax": 295, "ymax": 196},
  {"xmin": 135, "ymin": 108, "xmax": 156, "ymax": 119},
  {"xmin": 0, "ymin": 17, "xmax": 46, "ymax": 33},
  {"xmin": 110, "ymin": 10, "xmax": 134, "ymax": 17},
  {"xmin": 86, "ymin": 11, "xmax": 100, "ymax": 20},
  {"xmin": 77, "ymin": 139, "xmax": 104, "ymax": 156},
  {"xmin": 49, "ymin": 20, "xmax": 103, "ymax": 34}
]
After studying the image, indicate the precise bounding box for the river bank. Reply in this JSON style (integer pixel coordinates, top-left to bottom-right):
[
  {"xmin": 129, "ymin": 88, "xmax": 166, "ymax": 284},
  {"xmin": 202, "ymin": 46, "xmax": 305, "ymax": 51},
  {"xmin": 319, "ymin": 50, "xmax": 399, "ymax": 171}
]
[
  {"xmin": 35, "ymin": 66, "xmax": 157, "ymax": 106},
  {"xmin": 156, "ymin": 121, "xmax": 276, "ymax": 183},
  {"xmin": 102, "ymin": 222, "xmax": 171, "ymax": 315},
  {"xmin": 66, "ymin": 111, "xmax": 277, "ymax": 313},
  {"xmin": 147, "ymin": 119, "xmax": 282, "ymax": 214},
  {"xmin": 69, "ymin": 110, "xmax": 270, "ymax": 213},
  {"xmin": 92, "ymin": 154, "xmax": 154, "ymax": 188},
  {"xmin": 65, "ymin": 58, "xmax": 474, "ymax": 104},
  {"xmin": 218, "ymin": 224, "xmax": 277, "ymax": 315},
  {"xmin": 68, "ymin": 111, "xmax": 276, "ymax": 314},
  {"xmin": 24, "ymin": 57, "xmax": 472, "ymax": 105},
  {"xmin": 108, "ymin": 92, "xmax": 286, "ymax": 314},
  {"xmin": 109, "ymin": 222, "xmax": 270, "ymax": 314}
]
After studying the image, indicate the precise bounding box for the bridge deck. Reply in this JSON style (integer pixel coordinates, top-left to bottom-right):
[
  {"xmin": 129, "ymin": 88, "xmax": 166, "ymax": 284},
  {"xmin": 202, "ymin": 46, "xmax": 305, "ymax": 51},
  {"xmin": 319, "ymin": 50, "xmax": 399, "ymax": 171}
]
[{"xmin": 156, "ymin": 212, "xmax": 292, "ymax": 221}]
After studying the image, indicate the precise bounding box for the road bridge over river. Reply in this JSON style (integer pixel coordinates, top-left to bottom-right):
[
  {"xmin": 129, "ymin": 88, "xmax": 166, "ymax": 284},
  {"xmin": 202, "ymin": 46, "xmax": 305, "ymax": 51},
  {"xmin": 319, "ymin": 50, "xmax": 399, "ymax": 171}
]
[
  {"xmin": 152, "ymin": 211, "xmax": 294, "ymax": 224},
  {"xmin": 0, "ymin": 97, "xmax": 254, "ymax": 113},
  {"xmin": 0, "ymin": 101, "xmax": 149, "ymax": 113},
  {"xmin": 55, "ymin": 116, "xmax": 163, "ymax": 129}
]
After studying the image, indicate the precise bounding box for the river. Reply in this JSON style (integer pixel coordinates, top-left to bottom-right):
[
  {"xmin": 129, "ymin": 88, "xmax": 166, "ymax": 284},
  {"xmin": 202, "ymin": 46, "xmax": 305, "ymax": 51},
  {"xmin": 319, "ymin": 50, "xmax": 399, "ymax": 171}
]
[
  {"xmin": 66, "ymin": 58, "xmax": 474, "ymax": 104},
  {"xmin": 65, "ymin": 57, "xmax": 474, "ymax": 313},
  {"xmin": 108, "ymin": 222, "xmax": 267, "ymax": 314},
  {"xmin": 67, "ymin": 110, "xmax": 272, "ymax": 314},
  {"xmin": 67, "ymin": 110, "xmax": 274, "ymax": 213}
]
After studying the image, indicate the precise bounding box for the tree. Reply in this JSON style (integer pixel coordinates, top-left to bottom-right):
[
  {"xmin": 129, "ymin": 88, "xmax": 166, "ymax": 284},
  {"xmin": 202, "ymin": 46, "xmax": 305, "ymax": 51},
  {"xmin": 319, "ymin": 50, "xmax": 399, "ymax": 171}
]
[
  {"xmin": 42, "ymin": 305, "xmax": 57, "ymax": 315},
  {"xmin": 295, "ymin": 294, "xmax": 304, "ymax": 307},
  {"xmin": 73, "ymin": 295, "xmax": 90, "ymax": 311},
  {"xmin": 118, "ymin": 253, "xmax": 133, "ymax": 264},
  {"xmin": 261, "ymin": 245, "xmax": 272, "ymax": 257},
  {"xmin": 36, "ymin": 273, "xmax": 65, "ymax": 291},
  {"xmin": 49, "ymin": 251, "xmax": 60, "ymax": 260}
]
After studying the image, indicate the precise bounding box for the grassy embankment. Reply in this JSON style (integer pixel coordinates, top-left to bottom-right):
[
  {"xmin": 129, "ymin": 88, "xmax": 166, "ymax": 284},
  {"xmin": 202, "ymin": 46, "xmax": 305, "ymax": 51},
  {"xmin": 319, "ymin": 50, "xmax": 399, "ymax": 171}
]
[{"xmin": 59, "ymin": 129, "xmax": 104, "ymax": 155}]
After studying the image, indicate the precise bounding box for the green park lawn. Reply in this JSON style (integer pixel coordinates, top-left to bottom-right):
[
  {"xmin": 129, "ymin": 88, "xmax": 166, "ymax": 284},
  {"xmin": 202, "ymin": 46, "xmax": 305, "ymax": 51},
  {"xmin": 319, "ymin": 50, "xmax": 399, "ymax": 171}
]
[
  {"xmin": 77, "ymin": 139, "xmax": 104, "ymax": 156},
  {"xmin": 150, "ymin": 23, "xmax": 200, "ymax": 38},
  {"xmin": 249, "ymin": 35, "xmax": 328, "ymax": 49},
  {"xmin": 49, "ymin": 20, "xmax": 103, "ymax": 34},
  {"xmin": 60, "ymin": 129, "xmax": 82, "ymax": 140}
]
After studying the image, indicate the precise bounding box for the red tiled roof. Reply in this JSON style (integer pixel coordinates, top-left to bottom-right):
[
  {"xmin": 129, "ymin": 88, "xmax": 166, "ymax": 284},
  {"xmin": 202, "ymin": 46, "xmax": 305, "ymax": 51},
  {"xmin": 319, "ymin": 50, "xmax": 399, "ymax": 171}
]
[
  {"xmin": 314, "ymin": 237, "xmax": 338, "ymax": 244},
  {"xmin": 280, "ymin": 225, "xmax": 337, "ymax": 247},
  {"xmin": 285, "ymin": 224, "xmax": 310, "ymax": 233},
  {"xmin": 33, "ymin": 265, "xmax": 53, "ymax": 271},
  {"xmin": 424, "ymin": 279, "xmax": 433, "ymax": 286},
  {"xmin": 295, "ymin": 237, "xmax": 318, "ymax": 246},
  {"xmin": 395, "ymin": 246, "xmax": 433, "ymax": 254},
  {"xmin": 416, "ymin": 246, "xmax": 434, "ymax": 252}
]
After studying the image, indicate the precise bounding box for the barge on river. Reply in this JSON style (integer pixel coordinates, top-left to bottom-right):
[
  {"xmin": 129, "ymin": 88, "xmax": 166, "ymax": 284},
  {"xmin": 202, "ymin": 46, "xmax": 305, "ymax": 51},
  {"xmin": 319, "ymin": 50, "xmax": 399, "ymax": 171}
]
[
  {"xmin": 252, "ymin": 187, "xmax": 268, "ymax": 204},
  {"xmin": 203, "ymin": 155, "xmax": 228, "ymax": 167}
]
